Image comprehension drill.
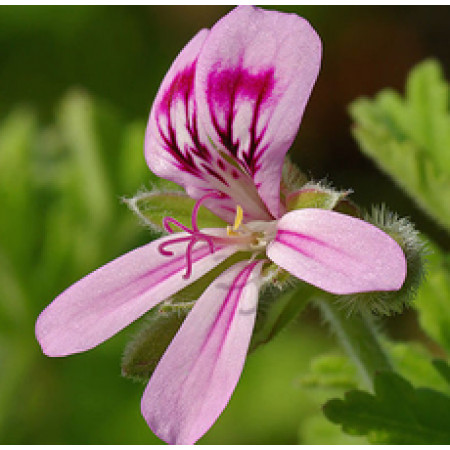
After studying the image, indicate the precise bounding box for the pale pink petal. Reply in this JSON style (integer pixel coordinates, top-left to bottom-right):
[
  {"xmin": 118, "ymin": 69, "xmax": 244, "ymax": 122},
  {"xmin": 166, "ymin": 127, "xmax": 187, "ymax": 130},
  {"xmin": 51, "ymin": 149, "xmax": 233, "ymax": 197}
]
[
  {"xmin": 144, "ymin": 28, "xmax": 263, "ymax": 224},
  {"xmin": 196, "ymin": 6, "xmax": 322, "ymax": 219},
  {"xmin": 144, "ymin": 28, "xmax": 208, "ymax": 185},
  {"xmin": 267, "ymin": 209, "xmax": 406, "ymax": 295},
  {"xmin": 141, "ymin": 260, "xmax": 263, "ymax": 445},
  {"xmin": 35, "ymin": 232, "xmax": 238, "ymax": 357}
]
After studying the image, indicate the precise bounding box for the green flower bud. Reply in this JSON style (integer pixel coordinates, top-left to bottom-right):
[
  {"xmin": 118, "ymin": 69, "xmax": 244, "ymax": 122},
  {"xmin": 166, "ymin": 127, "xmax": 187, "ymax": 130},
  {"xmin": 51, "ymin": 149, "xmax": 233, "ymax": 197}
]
[
  {"xmin": 280, "ymin": 156, "xmax": 308, "ymax": 193},
  {"xmin": 285, "ymin": 182, "xmax": 351, "ymax": 212}
]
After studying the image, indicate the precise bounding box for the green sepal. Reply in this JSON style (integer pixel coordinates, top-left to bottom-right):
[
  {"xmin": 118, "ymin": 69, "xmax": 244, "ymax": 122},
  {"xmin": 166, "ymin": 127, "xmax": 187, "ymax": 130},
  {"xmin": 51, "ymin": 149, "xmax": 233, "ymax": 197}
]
[
  {"xmin": 280, "ymin": 157, "xmax": 308, "ymax": 192},
  {"xmin": 285, "ymin": 184, "xmax": 350, "ymax": 212},
  {"xmin": 121, "ymin": 251, "xmax": 251, "ymax": 382},
  {"xmin": 121, "ymin": 305, "xmax": 188, "ymax": 383},
  {"xmin": 333, "ymin": 198, "xmax": 361, "ymax": 218},
  {"xmin": 126, "ymin": 190, "xmax": 227, "ymax": 233}
]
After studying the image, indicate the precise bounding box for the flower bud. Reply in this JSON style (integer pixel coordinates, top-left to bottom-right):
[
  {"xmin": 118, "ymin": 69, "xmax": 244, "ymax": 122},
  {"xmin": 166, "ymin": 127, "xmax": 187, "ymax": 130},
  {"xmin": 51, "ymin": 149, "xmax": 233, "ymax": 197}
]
[
  {"xmin": 281, "ymin": 157, "xmax": 308, "ymax": 193},
  {"xmin": 286, "ymin": 182, "xmax": 352, "ymax": 212}
]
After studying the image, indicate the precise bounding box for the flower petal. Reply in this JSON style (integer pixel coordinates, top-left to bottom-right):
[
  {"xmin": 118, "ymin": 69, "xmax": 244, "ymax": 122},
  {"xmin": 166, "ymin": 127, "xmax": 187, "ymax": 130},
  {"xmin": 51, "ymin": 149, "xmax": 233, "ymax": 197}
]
[
  {"xmin": 145, "ymin": 25, "xmax": 270, "ymax": 223},
  {"xmin": 267, "ymin": 209, "xmax": 406, "ymax": 294},
  {"xmin": 145, "ymin": 28, "xmax": 208, "ymax": 184},
  {"xmin": 35, "ymin": 232, "xmax": 237, "ymax": 357},
  {"xmin": 196, "ymin": 6, "xmax": 322, "ymax": 219},
  {"xmin": 145, "ymin": 6, "xmax": 322, "ymax": 224},
  {"xmin": 141, "ymin": 260, "xmax": 263, "ymax": 444}
]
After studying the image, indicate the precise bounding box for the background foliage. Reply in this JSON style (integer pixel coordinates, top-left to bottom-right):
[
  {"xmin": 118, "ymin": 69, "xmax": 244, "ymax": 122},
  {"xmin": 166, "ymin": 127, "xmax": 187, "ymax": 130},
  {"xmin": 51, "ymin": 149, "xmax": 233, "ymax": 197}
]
[{"xmin": 0, "ymin": 5, "xmax": 449, "ymax": 444}]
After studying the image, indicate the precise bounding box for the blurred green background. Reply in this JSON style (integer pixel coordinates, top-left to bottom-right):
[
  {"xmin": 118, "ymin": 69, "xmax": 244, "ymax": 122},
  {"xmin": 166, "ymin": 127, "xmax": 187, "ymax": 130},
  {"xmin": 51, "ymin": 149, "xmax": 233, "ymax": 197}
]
[{"xmin": 0, "ymin": 5, "xmax": 449, "ymax": 444}]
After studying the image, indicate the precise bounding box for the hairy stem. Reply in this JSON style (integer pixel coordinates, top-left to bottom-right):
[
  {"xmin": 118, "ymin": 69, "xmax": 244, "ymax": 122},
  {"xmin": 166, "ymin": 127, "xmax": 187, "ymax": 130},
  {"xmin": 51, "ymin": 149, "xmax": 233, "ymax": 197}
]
[{"xmin": 315, "ymin": 295, "xmax": 392, "ymax": 390}]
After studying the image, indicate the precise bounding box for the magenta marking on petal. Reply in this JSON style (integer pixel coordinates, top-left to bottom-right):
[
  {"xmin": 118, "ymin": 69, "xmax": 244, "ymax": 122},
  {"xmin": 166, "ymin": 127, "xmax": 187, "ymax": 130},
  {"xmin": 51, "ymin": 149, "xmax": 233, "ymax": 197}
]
[
  {"xmin": 207, "ymin": 66, "xmax": 275, "ymax": 177},
  {"xmin": 219, "ymin": 204, "xmax": 238, "ymax": 214},
  {"xmin": 142, "ymin": 245, "xmax": 218, "ymax": 286},
  {"xmin": 275, "ymin": 234, "xmax": 314, "ymax": 259},
  {"xmin": 277, "ymin": 229, "xmax": 329, "ymax": 249},
  {"xmin": 99, "ymin": 243, "xmax": 220, "ymax": 307},
  {"xmin": 275, "ymin": 230, "xmax": 351, "ymax": 277},
  {"xmin": 201, "ymin": 163, "xmax": 230, "ymax": 187},
  {"xmin": 276, "ymin": 229, "xmax": 351, "ymax": 258},
  {"xmin": 198, "ymin": 261, "xmax": 259, "ymax": 363},
  {"xmin": 141, "ymin": 259, "xmax": 262, "ymax": 444},
  {"xmin": 156, "ymin": 62, "xmax": 213, "ymax": 178}
]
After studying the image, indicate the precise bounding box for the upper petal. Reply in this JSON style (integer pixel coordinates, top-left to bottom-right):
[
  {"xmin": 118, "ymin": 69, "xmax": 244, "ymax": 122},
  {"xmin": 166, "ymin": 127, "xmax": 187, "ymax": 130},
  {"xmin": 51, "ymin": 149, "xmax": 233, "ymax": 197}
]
[
  {"xmin": 144, "ymin": 28, "xmax": 269, "ymax": 224},
  {"xmin": 145, "ymin": 6, "xmax": 322, "ymax": 224},
  {"xmin": 196, "ymin": 6, "xmax": 322, "ymax": 219},
  {"xmin": 267, "ymin": 209, "xmax": 406, "ymax": 295},
  {"xmin": 141, "ymin": 260, "xmax": 263, "ymax": 445},
  {"xmin": 35, "ymin": 232, "xmax": 237, "ymax": 357}
]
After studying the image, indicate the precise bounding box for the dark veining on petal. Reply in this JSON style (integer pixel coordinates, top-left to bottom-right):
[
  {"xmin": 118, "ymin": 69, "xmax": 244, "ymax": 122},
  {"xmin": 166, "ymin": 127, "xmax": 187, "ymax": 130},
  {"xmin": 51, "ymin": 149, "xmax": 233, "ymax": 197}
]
[
  {"xmin": 207, "ymin": 65, "xmax": 275, "ymax": 177},
  {"xmin": 201, "ymin": 163, "xmax": 230, "ymax": 187},
  {"xmin": 156, "ymin": 62, "xmax": 212, "ymax": 178}
]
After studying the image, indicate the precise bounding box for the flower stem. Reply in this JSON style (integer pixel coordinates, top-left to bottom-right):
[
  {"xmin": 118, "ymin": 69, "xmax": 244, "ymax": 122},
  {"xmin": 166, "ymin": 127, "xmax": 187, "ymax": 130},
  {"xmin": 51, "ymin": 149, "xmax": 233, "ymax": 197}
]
[{"xmin": 314, "ymin": 295, "xmax": 392, "ymax": 390}]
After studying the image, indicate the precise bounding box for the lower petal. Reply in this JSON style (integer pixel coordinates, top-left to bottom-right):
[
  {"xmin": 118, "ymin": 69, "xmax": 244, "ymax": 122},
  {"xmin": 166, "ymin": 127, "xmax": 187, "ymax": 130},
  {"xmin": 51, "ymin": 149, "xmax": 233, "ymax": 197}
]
[
  {"xmin": 141, "ymin": 260, "xmax": 263, "ymax": 444},
  {"xmin": 35, "ymin": 233, "xmax": 237, "ymax": 357},
  {"xmin": 267, "ymin": 209, "xmax": 406, "ymax": 295}
]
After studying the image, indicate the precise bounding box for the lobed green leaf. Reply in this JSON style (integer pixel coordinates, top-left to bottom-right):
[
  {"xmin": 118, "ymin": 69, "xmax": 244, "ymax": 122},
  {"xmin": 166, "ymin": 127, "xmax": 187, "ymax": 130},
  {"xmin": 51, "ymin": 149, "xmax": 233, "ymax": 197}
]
[
  {"xmin": 414, "ymin": 240, "xmax": 450, "ymax": 354},
  {"xmin": 298, "ymin": 354, "xmax": 359, "ymax": 390},
  {"xmin": 350, "ymin": 59, "xmax": 450, "ymax": 231},
  {"xmin": 324, "ymin": 371, "xmax": 450, "ymax": 444}
]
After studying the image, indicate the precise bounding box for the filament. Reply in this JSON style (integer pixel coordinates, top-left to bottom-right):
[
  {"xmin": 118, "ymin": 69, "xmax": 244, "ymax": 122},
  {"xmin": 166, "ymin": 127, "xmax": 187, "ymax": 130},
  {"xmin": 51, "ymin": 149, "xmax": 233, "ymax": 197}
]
[
  {"xmin": 158, "ymin": 236, "xmax": 193, "ymax": 256},
  {"xmin": 191, "ymin": 191, "xmax": 223, "ymax": 231},
  {"xmin": 158, "ymin": 192, "xmax": 225, "ymax": 279}
]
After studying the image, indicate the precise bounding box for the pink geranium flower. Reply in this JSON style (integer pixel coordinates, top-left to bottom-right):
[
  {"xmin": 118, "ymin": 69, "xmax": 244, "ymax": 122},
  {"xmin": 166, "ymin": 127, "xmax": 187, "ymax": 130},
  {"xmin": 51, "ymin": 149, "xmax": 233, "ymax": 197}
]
[{"xmin": 36, "ymin": 6, "xmax": 406, "ymax": 445}]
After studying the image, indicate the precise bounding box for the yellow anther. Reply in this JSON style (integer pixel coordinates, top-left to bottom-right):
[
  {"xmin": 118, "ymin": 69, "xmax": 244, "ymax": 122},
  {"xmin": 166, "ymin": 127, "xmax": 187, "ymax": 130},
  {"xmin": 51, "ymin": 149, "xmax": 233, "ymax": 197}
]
[
  {"xmin": 227, "ymin": 205, "xmax": 244, "ymax": 237},
  {"xmin": 233, "ymin": 205, "xmax": 244, "ymax": 231}
]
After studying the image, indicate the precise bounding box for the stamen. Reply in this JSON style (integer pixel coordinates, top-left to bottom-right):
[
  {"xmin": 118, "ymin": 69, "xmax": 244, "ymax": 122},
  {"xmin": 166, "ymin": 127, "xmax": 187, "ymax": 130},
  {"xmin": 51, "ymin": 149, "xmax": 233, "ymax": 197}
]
[
  {"xmin": 191, "ymin": 191, "xmax": 223, "ymax": 231},
  {"xmin": 158, "ymin": 236, "xmax": 192, "ymax": 256},
  {"xmin": 163, "ymin": 217, "xmax": 193, "ymax": 234},
  {"xmin": 227, "ymin": 204, "xmax": 244, "ymax": 236},
  {"xmin": 233, "ymin": 205, "xmax": 244, "ymax": 231},
  {"xmin": 182, "ymin": 239, "xmax": 196, "ymax": 280},
  {"xmin": 158, "ymin": 191, "xmax": 226, "ymax": 280},
  {"xmin": 202, "ymin": 233, "xmax": 215, "ymax": 254}
]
